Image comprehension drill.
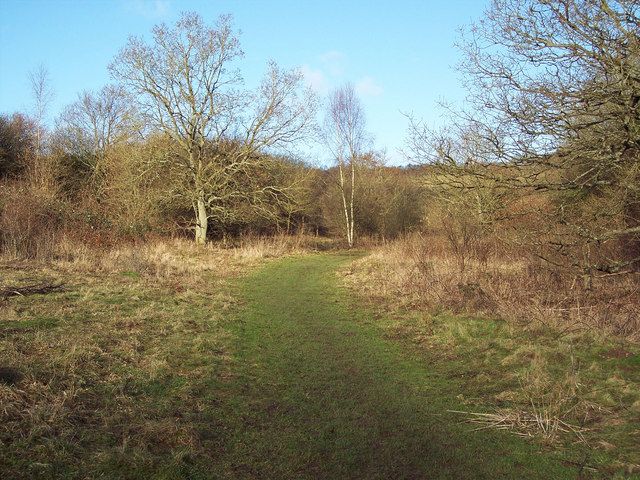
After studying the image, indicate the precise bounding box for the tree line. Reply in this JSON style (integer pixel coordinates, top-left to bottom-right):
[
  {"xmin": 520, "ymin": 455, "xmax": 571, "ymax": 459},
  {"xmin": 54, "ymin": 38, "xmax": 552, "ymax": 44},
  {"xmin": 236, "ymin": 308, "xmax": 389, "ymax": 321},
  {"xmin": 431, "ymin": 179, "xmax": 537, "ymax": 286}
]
[
  {"xmin": 2, "ymin": 0, "xmax": 639, "ymax": 285},
  {"xmin": 1, "ymin": 12, "xmax": 425, "ymax": 254}
]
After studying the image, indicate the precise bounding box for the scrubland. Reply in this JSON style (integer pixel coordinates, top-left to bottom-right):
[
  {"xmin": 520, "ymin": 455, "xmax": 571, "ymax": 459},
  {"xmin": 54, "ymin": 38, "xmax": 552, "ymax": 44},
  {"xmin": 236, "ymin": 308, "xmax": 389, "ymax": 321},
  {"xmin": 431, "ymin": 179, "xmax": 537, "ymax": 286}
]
[
  {"xmin": 1, "ymin": 1, "xmax": 639, "ymax": 477},
  {"xmin": 343, "ymin": 233, "xmax": 640, "ymax": 476}
]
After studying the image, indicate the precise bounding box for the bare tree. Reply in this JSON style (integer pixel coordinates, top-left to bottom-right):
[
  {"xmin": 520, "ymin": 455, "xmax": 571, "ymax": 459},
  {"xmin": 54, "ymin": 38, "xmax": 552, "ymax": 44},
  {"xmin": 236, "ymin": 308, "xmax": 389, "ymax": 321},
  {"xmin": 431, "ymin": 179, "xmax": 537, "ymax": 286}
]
[
  {"xmin": 28, "ymin": 65, "xmax": 55, "ymax": 188},
  {"xmin": 52, "ymin": 85, "xmax": 138, "ymax": 199},
  {"xmin": 408, "ymin": 0, "xmax": 640, "ymax": 274},
  {"xmin": 29, "ymin": 64, "xmax": 54, "ymax": 158},
  {"xmin": 325, "ymin": 84, "xmax": 368, "ymax": 248},
  {"xmin": 110, "ymin": 12, "xmax": 316, "ymax": 243},
  {"xmin": 56, "ymin": 85, "xmax": 136, "ymax": 161}
]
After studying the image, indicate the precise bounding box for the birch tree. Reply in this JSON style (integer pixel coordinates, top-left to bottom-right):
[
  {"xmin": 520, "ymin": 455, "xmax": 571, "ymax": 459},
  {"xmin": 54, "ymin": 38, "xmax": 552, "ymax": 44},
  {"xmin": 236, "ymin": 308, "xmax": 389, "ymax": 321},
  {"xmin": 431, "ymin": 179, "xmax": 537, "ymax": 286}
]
[
  {"xmin": 110, "ymin": 12, "xmax": 316, "ymax": 243},
  {"xmin": 29, "ymin": 64, "xmax": 54, "ymax": 158},
  {"xmin": 325, "ymin": 84, "xmax": 367, "ymax": 248},
  {"xmin": 28, "ymin": 65, "xmax": 55, "ymax": 187}
]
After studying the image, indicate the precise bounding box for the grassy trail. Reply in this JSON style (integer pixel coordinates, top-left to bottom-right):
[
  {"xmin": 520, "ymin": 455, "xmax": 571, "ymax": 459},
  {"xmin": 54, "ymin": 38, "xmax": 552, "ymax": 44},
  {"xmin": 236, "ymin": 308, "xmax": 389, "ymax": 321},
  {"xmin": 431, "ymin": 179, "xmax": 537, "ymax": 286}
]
[{"xmin": 212, "ymin": 253, "xmax": 574, "ymax": 479}]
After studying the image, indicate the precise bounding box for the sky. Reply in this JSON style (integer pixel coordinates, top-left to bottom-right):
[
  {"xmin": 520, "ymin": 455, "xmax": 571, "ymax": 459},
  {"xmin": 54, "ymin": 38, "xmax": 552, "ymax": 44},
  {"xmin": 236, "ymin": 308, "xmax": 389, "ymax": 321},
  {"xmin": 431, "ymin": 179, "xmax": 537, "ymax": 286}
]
[{"xmin": 0, "ymin": 0, "xmax": 489, "ymax": 165}]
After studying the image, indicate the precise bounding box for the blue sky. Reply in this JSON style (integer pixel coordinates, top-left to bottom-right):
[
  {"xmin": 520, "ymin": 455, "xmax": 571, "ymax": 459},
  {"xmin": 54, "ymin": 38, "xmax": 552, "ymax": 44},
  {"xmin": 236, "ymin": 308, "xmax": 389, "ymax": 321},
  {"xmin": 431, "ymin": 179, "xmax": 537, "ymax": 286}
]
[{"xmin": 0, "ymin": 0, "xmax": 488, "ymax": 165}]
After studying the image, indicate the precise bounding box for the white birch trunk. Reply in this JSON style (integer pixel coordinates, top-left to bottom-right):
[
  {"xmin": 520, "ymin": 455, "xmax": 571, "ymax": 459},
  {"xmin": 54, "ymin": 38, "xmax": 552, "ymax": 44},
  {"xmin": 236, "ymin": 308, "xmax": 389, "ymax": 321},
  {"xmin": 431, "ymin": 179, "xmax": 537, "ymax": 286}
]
[{"xmin": 195, "ymin": 195, "xmax": 208, "ymax": 245}]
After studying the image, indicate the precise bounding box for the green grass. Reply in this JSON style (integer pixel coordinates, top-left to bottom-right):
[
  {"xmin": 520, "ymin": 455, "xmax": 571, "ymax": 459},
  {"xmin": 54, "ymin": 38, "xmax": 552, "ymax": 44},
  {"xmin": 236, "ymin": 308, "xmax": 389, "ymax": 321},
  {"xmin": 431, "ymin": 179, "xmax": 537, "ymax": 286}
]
[
  {"xmin": 346, "ymin": 254, "xmax": 640, "ymax": 478},
  {"xmin": 375, "ymin": 310, "xmax": 640, "ymax": 477},
  {"xmin": 204, "ymin": 253, "xmax": 577, "ymax": 479},
  {"xmin": 1, "ymin": 251, "xmax": 637, "ymax": 478},
  {"xmin": 0, "ymin": 263, "xmax": 237, "ymax": 479}
]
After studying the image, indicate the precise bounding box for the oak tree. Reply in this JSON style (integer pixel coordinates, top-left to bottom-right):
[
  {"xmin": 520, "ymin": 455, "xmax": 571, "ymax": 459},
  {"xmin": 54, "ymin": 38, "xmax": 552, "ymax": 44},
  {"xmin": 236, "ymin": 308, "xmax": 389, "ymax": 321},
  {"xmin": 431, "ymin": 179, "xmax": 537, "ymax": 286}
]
[{"xmin": 110, "ymin": 12, "xmax": 316, "ymax": 243}]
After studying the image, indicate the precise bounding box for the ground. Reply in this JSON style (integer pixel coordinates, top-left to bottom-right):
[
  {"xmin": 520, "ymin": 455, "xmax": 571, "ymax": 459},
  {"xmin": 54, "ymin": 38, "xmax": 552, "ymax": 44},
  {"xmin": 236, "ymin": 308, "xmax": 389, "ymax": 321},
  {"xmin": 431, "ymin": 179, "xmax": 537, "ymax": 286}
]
[{"xmin": 0, "ymin": 249, "xmax": 638, "ymax": 479}]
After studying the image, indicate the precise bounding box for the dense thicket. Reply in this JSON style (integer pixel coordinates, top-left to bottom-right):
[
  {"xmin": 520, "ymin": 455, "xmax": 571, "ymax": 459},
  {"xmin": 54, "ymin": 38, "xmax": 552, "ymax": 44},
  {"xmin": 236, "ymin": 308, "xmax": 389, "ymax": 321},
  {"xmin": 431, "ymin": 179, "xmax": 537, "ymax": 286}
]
[
  {"xmin": 0, "ymin": 114, "xmax": 34, "ymax": 179},
  {"xmin": 409, "ymin": 0, "xmax": 639, "ymax": 276},
  {"xmin": 0, "ymin": 107, "xmax": 422, "ymax": 256},
  {"xmin": 0, "ymin": 13, "xmax": 424, "ymax": 256}
]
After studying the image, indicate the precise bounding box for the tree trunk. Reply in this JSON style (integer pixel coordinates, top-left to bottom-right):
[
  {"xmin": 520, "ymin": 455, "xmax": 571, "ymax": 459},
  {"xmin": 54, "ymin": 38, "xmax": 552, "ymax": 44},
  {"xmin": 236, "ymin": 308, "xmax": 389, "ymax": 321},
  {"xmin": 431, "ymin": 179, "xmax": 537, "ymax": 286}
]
[
  {"xmin": 349, "ymin": 160, "xmax": 355, "ymax": 248},
  {"xmin": 195, "ymin": 195, "xmax": 208, "ymax": 245},
  {"xmin": 338, "ymin": 162, "xmax": 353, "ymax": 248}
]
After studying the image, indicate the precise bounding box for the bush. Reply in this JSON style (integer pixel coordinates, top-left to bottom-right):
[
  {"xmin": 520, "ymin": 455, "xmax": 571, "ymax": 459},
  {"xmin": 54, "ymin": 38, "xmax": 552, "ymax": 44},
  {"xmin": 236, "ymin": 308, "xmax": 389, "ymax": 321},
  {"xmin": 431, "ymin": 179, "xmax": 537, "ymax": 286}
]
[{"xmin": 0, "ymin": 182, "xmax": 66, "ymax": 259}]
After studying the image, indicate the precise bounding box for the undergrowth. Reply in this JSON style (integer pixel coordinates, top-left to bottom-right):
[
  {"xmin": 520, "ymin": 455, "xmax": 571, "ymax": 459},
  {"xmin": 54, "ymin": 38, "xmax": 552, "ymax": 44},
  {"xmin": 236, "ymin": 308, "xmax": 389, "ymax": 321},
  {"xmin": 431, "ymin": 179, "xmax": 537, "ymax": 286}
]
[
  {"xmin": 343, "ymin": 245, "xmax": 640, "ymax": 478},
  {"xmin": 0, "ymin": 238, "xmax": 303, "ymax": 479}
]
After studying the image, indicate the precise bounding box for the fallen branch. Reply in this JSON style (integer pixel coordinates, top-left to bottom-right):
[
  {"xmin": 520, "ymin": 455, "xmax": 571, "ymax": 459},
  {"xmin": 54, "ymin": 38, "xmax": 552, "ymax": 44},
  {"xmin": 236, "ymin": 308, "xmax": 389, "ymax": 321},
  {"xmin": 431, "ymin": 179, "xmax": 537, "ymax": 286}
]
[{"xmin": 0, "ymin": 282, "xmax": 66, "ymax": 300}]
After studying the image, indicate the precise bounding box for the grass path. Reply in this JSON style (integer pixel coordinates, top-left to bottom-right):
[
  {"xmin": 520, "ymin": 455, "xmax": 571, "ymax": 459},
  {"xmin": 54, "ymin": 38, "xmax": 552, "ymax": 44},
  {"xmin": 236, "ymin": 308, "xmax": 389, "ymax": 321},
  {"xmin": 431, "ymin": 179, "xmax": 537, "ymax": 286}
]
[{"xmin": 210, "ymin": 253, "xmax": 575, "ymax": 479}]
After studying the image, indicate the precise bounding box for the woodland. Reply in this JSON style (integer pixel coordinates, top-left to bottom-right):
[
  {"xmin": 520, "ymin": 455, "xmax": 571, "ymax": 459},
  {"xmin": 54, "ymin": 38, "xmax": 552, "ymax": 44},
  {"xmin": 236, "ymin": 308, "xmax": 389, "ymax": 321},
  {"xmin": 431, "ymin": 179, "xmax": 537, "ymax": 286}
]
[{"xmin": 1, "ymin": 1, "xmax": 639, "ymax": 478}]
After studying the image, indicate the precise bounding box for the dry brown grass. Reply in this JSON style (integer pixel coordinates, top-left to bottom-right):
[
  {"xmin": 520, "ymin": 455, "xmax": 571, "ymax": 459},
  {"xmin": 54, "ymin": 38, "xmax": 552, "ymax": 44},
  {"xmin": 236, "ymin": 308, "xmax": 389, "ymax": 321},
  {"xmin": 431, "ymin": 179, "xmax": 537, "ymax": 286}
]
[
  {"xmin": 0, "ymin": 269, "xmax": 229, "ymax": 476},
  {"xmin": 1, "ymin": 233, "xmax": 322, "ymax": 276},
  {"xmin": 449, "ymin": 409, "xmax": 587, "ymax": 442},
  {"xmin": 0, "ymin": 235, "xmax": 315, "ymax": 478},
  {"xmin": 450, "ymin": 360, "xmax": 596, "ymax": 444},
  {"xmin": 343, "ymin": 233, "xmax": 640, "ymax": 472},
  {"xmin": 347, "ymin": 233, "xmax": 640, "ymax": 341}
]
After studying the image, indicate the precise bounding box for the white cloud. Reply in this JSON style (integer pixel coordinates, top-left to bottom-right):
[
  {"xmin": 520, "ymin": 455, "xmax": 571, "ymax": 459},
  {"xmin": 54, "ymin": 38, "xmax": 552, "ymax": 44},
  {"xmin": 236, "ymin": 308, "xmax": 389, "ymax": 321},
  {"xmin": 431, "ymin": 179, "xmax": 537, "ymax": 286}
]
[
  {"xmin": 302, "ymin": 52, "xmax": 382, "ymax": 99},
  {"xmin": 319, "ymin": 50, "xmax": 347, "ymax": 76},
  {"xmin": 355, "ymin": 76, "xmax": 383, "ymax": 97},
  {"xmin": 301, "ymin": 65, "xmax": 329, "ymax": 94},
  {"xmin": 125, "ymin": 0, "xmax": 171, "ymax": 19}
]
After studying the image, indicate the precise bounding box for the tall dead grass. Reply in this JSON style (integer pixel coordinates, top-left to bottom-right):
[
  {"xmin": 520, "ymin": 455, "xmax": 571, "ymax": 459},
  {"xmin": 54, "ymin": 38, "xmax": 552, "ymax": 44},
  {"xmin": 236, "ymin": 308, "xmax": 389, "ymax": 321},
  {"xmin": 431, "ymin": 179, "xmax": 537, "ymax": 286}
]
[
  {"xmin": 1, "ymin": 230, "xmax": 325, "ymax": 286},
  {"xmin": 0, "ymin": 183, "xmax": 64, "ymax": 259},
  {"xmin": 349, "ymin": 233, "xmax": 640, "ymax": 340}
]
